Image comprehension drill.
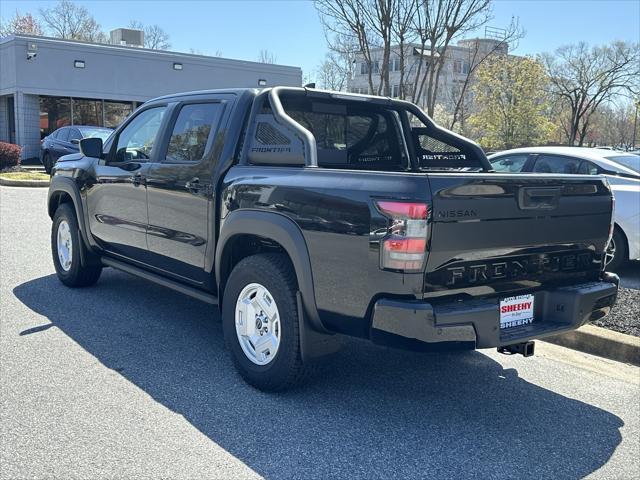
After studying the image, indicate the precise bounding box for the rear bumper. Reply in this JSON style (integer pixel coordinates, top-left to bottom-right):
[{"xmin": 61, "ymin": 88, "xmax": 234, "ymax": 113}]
[{"xmin": 370, "ymin": 275, "xmax": 619, "ymax": 350}]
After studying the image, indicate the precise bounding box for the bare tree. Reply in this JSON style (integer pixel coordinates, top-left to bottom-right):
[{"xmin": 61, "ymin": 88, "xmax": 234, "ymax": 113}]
[
  {"xmin": 316, "ymin": 1, "xmax": 494, "ymax": 110},
  {"xmin": 315, "ymin": 0, "xmax": 377, "ymax": 94},
  {"xmin": 411, "ymin": 0, "xmax": 492, "ymax": 116},
  {"xmin": 391, "ymin": 0, "xmax": 419, "ymax": 99},
  {"xmin": 129, "ymin": 21, "xmax": 171, "ymax": 50},
  {"xmin": 543, "ymin": 41, "xmax": 640, "ymax": 146},
  {"xmin": 318, "ymin": 0, "xmax": 419, "ymax": 96},
  {"xmin": 324, "ymin": 32, "xmax": 359, "ymax": 88},
  {"xmin": 317, "ymin": 53, "xmax": 349, "ymax": 90},
  {"xmin": 258, "ymin": 49, "xmax": 277, "ymax": 64},
  {"xmin": 0, "ymin": 11, "xmax": 44, "ymax": 37},
  {"xmin": 39, "ymin": 0, "xmax": 106, "ymax": 42},
  {"xmin": 588, "ymin": 100, "xmax": 638, "ymax": 149}
]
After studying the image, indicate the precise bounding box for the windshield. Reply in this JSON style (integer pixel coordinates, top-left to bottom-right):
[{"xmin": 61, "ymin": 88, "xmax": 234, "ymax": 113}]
[
  {"xmin": 81, "ymin": 128, "xmax": 113, "ymax": 141},
  {"xmin": 605, "ymin": 155, "xmax": 640, "ymax": 175}
]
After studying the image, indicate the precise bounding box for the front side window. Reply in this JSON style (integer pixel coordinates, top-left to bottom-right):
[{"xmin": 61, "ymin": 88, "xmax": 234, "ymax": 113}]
[
  {"xmin": 491, "ymin": 154, "xmax": 529, "ymax": 172},
  {"xmin": 114, "ymin": 107, "xmax": 166, "ymax": 162},
  {"xmin": 166, "ymin": 103, "xmax": 223, "ymax": 162},
  {"xmin": 57, "ymin": 128, "xmax": 70, "ymax": 142},
  {"xmin": 532, "ymin": 155, "xmax": 580, "ymax": 174},
  {"xmin": 68, "ymin": 128, "xmax": 82, "ymax": 142}
]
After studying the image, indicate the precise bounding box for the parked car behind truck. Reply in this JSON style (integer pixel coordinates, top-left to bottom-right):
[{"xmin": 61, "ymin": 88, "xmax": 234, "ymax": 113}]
[
  {"xmin": 47, "ymin": 87, "xmax": 619, "ymax": 391},
  {"xmin": 41, "ymin": 126, "xmax": 112, "ymax": 173}
]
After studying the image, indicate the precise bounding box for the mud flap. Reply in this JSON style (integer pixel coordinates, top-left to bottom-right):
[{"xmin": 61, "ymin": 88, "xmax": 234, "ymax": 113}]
[{"xmin": 296, "ymin": 291, "xmax": 342, "ymax": 362}]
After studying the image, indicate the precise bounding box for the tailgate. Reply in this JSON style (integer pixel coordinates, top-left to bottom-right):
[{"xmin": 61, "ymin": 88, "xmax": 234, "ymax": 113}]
[{"xmin": 424, "ymin": 173, "xmax": 613, "ymax": 296}]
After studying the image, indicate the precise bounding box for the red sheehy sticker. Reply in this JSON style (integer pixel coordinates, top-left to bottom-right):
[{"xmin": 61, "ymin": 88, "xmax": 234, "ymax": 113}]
[{"xmin": 500, "ymin": 294, "xmax": 534, "ymax": 329}]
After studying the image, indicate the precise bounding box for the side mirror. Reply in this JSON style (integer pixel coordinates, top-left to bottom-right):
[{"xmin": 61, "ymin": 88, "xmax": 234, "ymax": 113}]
[
  {"xmin": 70, "ymin": 138, "xmax": 80, "ymax": 145},
  {"xmin": 79, "ymin": 137, "xmax": 103, "ymax": 158}
]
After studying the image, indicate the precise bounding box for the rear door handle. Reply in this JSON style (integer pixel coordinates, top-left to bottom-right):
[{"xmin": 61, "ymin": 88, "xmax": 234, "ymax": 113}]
[{"xmin": 185, "ymin": 178, "xmax": 201, "ymax": 193}]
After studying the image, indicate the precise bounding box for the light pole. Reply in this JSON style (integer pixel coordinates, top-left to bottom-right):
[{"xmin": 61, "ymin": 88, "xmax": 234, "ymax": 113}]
[{"xmin": 633, "ymin": 101, "xmax": 639, "ymax": 150}]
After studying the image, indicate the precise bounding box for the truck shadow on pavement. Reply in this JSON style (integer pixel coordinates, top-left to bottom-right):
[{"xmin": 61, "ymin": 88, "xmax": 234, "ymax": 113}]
[{"xmin": 14, "ymin": 270, "xmax": 624, "ymax": 479}]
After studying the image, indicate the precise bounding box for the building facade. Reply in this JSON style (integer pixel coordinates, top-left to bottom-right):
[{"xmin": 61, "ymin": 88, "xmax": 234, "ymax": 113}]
[
  {"xmin": 0, "ymin": 34, "xmax": 302, "ymax": 161},
  {"xmin": 347, "ymin": 37, "xmax": 507, "ymax": 110}
]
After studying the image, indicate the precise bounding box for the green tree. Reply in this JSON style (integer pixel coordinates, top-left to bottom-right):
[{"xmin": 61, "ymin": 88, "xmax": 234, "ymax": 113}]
[
  {"xmin": 543, "ymin": 41, "xmax": 639, "ymax": 146},
  {"xmin": 469, "ymin": 55, "xmax": 554, "ymax": 150}
]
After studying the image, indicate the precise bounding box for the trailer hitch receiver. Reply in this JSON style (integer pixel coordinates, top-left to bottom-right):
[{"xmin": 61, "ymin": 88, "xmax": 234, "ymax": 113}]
[{"xmin": 497, "ymin": 341, "xmax": 535, "ymax": 357}]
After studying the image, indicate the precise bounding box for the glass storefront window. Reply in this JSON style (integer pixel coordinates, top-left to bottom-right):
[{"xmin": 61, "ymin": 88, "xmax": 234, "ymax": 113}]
[
  {"xmin": 73, "ymin": 99, "xmax": 103, "ymax": 126},
  {"xmin": 39, "ymin": 97, "xmax": 71, "ymax": 138},
  {"xmin": 104, "ymin": 101, "xmax": 133, "ymax": 128},
  {"xmin": 39, "ymin": 96, "xmax": 134, "ymax": 136}
]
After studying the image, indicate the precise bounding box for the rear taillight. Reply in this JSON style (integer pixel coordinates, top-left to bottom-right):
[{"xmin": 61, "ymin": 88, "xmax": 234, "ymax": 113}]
[{"xmin": 376, "ymin": 200, "xmax": 429, "ymax": 271}]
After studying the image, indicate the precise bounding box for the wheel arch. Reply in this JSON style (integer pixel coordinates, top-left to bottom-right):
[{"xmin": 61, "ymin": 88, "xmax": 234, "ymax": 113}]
[
  {"xmin": 215, "ymin": 210, "xmax": 328, "ymax": 334},
  {"xmin": 613, "ymin": 222, "xmax": 630, "ymax": 261},
  {"xmin": 48, "ymin": 176, "xmax": 95, "ymax": 257}
]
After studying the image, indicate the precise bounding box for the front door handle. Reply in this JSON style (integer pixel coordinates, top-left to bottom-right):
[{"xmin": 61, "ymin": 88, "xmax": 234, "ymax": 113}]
[{"xmin": 132, "ymin": 173, "xmax": 146, "ymax": 187}]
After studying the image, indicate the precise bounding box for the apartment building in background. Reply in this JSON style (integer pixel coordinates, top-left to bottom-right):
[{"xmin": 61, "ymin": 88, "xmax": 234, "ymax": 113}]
[{"xmin": 347, "ymin": 35, "xmax": 508, "ymax": 111}]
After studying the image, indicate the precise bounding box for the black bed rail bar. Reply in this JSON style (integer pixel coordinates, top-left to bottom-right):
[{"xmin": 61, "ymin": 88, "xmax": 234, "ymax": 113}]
[{"xmin": 263, "ymin": 86, "xmax": 492, "ymax": 172}]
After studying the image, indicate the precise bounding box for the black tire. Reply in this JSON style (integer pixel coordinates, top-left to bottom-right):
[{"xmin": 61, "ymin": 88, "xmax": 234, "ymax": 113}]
[
  {"xmin": 43, "ymin": 152, "xmax": 52, "ymax": 174},
  {"xmin": 222, "ymin": 253, "xmax": 309, "ymax": 391},
  {"xmin": 605, "ymin": 227, "xmax": 628, "ymax": 273},
  {"xmin": 51, "ymin": 203, "xmax": 102, "ymax": 287}
]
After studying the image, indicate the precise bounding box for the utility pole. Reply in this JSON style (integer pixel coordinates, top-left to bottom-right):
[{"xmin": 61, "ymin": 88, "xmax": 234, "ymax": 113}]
[{"xmin": 633, "ymin": 101, "xmax": 639, "ymax": 150}]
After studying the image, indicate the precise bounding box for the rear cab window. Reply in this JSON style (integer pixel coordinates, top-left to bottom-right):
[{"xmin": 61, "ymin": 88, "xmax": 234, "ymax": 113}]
[
  {"xmin": 244, "ymin": 91, "xmax": 487, "ymax": 172},
  {"xmin": 248, "ymin": 96, "xmax": 410, "ymax": 171}
]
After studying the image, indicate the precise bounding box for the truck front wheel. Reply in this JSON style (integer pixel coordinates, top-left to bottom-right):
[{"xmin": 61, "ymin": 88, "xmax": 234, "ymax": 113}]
[
  {"xmin": 222, "ymin": 253, "xmax": 308, "ymax": 391},
  {"xmin": 51, "ymin": 203, "xmax": 102, "ymax": 287}
]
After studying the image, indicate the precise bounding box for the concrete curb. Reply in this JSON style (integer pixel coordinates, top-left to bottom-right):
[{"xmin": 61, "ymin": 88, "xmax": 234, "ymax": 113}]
[
  {"xmin": 544, "ymin": 324, "xmax": 640, "ymax": 366},
  {"xmin": 0, "ymin": 177, "xmax": 50, "ymax": 188}
]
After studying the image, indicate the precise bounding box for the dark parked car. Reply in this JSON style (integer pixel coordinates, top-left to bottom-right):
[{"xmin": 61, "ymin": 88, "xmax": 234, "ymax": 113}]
[
  {"xmin": 40, "ymin": 126, "xmax": 112, "ymax": 173},
  {"xmin": 47, "ymin": 87, "xmax": 618, "ymax": 391}
]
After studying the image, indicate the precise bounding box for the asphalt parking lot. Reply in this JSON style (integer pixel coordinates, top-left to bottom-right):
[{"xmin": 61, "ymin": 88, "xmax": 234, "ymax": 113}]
[{"xmin": 1, "ymin": 185, "xmax": 639, "ymax": 480}]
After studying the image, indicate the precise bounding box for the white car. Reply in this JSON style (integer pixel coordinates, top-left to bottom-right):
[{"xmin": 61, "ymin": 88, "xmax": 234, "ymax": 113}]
[{"xmin": 488, "ymin": 147, "xmax": 640, "ymax": 272}]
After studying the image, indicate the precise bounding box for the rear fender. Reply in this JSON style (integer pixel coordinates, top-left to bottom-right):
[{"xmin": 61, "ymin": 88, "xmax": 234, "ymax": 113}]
[{"xmin": 216, "ymin": 210, "xmax": 326, "ymax": 331}]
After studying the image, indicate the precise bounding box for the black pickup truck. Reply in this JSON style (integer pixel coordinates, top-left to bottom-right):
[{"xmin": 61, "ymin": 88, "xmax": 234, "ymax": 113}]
[{"xmin": 48, "ymin": 87, "xmax": 619, "ymax": 391}]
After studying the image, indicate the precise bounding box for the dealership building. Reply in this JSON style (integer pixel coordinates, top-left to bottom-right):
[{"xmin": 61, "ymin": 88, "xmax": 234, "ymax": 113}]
[{"xmin": 0, "ymin": 32, "xmax": 302, "ymax": 161}]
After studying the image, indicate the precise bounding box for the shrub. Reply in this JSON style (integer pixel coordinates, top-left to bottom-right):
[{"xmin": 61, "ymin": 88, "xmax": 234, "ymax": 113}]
[{"xmin": 0, "ymin": 142, "xmax": 21, "ymax": 170}]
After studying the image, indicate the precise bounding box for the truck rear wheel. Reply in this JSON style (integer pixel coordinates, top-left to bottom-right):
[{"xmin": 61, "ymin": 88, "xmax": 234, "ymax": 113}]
[
  {"xmin": 51, "ymin": 203, "xmax": 102, "ymax": 287},
  {"xmin": 222, "ymin": 253, "xmax": 308, "ymax": 391}
]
